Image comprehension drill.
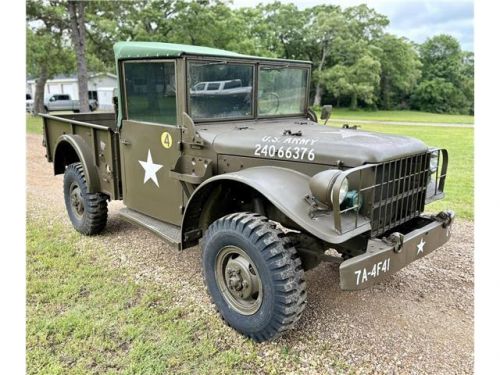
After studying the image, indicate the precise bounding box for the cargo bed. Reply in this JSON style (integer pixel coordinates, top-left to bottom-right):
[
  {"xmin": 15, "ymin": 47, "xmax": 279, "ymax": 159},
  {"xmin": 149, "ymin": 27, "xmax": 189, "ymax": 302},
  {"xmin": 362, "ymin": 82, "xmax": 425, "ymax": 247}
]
[{"xmin": 41, "ymin": 112, "xmax": 122, "ymax": 200}]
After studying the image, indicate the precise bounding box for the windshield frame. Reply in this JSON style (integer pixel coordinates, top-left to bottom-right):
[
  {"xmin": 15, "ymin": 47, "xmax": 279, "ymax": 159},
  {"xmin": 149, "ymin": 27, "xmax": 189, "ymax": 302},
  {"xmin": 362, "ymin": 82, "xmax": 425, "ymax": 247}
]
[
  {"xmin": 184, "ymin": 56, "xmax": 311, "ymax": 123},
  {"xmin": 257, "ymin": 64, "xmax": 310, "ymax": 119}
]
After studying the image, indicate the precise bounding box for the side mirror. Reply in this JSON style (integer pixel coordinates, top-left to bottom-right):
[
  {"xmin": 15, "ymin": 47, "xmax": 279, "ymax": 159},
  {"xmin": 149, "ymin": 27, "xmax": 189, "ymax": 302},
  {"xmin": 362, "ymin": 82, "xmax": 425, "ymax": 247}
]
[{"xmin": 320, "ymin": 105, "xmax": 332, "ymax": 125}]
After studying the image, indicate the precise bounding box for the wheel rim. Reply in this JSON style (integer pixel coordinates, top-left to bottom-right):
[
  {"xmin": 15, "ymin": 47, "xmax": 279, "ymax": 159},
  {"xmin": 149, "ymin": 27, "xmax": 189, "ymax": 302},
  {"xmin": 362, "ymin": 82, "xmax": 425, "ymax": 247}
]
[
  {"xmin": 69, "ymin": 182, "xmax": 85, "ymax": 219},
  {"xmin": 215, "ymin": 246, "xmax": 263, "ymax": 315}
]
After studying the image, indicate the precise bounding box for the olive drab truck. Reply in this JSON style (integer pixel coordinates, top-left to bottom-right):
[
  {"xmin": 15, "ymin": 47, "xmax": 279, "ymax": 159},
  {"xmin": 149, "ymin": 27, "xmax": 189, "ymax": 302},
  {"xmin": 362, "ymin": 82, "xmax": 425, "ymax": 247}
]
[{"xmin": 41, "ymin": 42, "xmax": 454, "ymax": 342}]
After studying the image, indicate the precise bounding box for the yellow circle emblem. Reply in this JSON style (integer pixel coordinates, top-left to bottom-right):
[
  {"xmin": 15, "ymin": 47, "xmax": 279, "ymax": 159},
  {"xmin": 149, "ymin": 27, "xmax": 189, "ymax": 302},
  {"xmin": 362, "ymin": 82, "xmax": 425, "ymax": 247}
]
[{"xmin": 161, "ymin": 131, "xmax": 173, "ymax": 149}]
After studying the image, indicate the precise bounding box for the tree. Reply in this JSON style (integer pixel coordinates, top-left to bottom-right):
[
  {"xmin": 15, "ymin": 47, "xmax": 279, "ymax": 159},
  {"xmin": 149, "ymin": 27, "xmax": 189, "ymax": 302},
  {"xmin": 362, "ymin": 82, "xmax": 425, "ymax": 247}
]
[
  {"xmin": 26, "ymin": 1, "xmax": 74, "ymax": 114},
  {"xmin": 419, "ymin": 34, "xmax": 463, "ymax": 84},
  {"xmin": 322, "ymin": 54, "xmax": 381, "ymax": 109},
  {"xmin": 410, "ymin": 78, "xmax": 468, "ymax": 113},
  {"xmin": 84, "ymin": 1, "xmax": 142, "ymax": 71},
  {"xmin": 374, "ymin": 34, "xmax": 421, "ymax": 109},
  {"xmin": 68, "ymin": 1, "xmax": 89, "ymax": 113},
  {"xmin": 411, "ymin": 34, "xmax": 473, "ymax": 114},
  {"xmin": 304, "ymin": 5, "xmax": 347, "ymax": 105}
]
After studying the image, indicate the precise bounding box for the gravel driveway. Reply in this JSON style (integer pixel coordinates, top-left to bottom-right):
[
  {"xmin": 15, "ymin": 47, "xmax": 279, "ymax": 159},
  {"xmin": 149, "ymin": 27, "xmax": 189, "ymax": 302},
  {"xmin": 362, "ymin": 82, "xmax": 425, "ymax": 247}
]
[{"xmin": 27, "ymin": 133, "xmax": 474, "ymax": 374}]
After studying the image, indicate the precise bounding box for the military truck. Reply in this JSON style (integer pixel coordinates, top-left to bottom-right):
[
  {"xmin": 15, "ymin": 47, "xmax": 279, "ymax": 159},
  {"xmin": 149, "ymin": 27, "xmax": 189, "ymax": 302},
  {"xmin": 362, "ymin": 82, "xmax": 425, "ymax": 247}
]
[{"xmin": 41, "ymin": 42, "xmax": 454, "ymax": 342}]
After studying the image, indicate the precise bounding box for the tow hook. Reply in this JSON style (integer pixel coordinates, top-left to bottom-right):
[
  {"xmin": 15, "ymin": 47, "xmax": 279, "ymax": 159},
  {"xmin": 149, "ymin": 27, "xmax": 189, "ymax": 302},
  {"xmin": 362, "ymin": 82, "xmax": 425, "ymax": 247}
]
[
  {"xmin": 435, "ymin": 210, "xmax": 454, "ymax": 228},
  {"xmin": 384, "ymin": 232, "xmax": 404, "ymax": 253}
]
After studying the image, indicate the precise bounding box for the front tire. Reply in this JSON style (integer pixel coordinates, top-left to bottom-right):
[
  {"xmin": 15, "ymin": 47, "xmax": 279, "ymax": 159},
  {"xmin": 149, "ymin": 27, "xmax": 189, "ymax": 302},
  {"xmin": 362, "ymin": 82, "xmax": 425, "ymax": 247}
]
[
  {"xmin": 63, "ymin": 162, "xmax": 108, "ymax": 235},
  {"xmin": 202, "ymin": 212, "xmax": 307, "ymax": 342}
]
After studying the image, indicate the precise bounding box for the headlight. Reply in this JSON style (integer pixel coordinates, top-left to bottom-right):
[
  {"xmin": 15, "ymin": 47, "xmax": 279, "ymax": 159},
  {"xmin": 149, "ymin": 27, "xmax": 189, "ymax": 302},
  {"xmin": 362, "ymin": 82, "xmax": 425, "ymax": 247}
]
[
  {"xmin": 429, "ymin": 151, "xmax": 439, "ymax": 173},
  {"xmin": 309, "ymin": 169, "xmax": 348, "ymax": 208},
  {"xmin": 344, "ymin": 190, "xmax": 363, "ymax": 209},
  {"xmin": 334, "ymin": 177, "xmax": 349, "ymax": 205}
]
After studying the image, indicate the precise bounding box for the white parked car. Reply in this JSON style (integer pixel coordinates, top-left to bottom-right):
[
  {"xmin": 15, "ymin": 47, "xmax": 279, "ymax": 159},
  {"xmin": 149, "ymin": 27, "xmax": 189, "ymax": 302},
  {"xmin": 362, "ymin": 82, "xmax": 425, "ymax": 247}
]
[
  {"xmin": 44, "ymin": 94, "xmax": 98, "ymax": 113},
  {"xmin": 190, "ymin": 79, "xmax": 252, "ymax": 96}
]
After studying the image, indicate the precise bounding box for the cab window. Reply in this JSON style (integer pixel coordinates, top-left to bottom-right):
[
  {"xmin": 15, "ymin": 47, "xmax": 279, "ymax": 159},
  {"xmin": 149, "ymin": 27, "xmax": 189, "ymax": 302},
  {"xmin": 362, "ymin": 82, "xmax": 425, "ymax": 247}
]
[
  {"xmin": 207, "ymin": 82, "xmax": 220, "ymax": 91},
  {"xmin": 188, "ymin": 61, "xmax": 253, "ymax": 120},
  {"xmin": 123, "ymin": 61, "xmax": 177, "ymax": 125},
  {"xmin": 193, "ymin": 83, "xmax": 206, "ymax": 91}
]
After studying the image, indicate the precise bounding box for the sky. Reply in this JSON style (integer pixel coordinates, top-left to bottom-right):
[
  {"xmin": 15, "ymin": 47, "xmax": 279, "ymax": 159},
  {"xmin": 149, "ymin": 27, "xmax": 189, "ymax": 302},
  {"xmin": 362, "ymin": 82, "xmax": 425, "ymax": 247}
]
[{"xmin": 230, "ymin": 0, "xmax": 474, "ymax": 51}]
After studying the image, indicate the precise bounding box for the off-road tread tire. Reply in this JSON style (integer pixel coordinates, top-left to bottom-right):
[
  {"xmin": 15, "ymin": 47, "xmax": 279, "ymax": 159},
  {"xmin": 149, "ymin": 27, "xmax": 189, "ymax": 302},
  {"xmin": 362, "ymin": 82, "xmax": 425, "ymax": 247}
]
[
  {"xmin": 64, "ymin": 162, "xmax": 108, "ymax": 235},
  {"xmin": 201, "ymin": 212, "xmax": 307, "ymax": 342}
]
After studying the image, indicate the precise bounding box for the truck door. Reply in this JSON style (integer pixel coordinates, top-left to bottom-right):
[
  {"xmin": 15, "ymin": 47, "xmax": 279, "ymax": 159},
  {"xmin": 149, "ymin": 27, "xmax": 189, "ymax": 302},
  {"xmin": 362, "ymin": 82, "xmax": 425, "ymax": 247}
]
[
  {"xmin": 48, "ymin": 95, "xmax": 58, "ymax": 111},
  {"xmin": 119, "ymin": 60, "xmax": 184, "ymax": 226},
  {"xmin": 59, "ymin": 94, "xmax": 71, "ymax": 110}
]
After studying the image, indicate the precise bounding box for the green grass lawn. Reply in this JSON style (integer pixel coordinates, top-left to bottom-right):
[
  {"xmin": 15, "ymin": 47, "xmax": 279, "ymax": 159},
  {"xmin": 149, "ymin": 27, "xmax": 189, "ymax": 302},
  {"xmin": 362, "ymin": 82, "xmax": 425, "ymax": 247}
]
[
  {"xmin": 28, "ymin": 217, "xmax": 327, "ymax": 374},
  {"xmin": 325, "ymin": 108, "xmax": 474, "ymax": 124},
  {"xmin": 27, "ymin": 114, "xmax": 43, "ymax": 135}
]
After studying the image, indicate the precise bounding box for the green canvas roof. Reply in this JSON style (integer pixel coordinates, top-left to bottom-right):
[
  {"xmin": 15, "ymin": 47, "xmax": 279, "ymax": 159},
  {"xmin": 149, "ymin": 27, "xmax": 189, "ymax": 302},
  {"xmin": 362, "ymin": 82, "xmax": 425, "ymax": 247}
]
[{"xmin": 113, "ymin": 41, "xmax": 311, "ymax": 64}]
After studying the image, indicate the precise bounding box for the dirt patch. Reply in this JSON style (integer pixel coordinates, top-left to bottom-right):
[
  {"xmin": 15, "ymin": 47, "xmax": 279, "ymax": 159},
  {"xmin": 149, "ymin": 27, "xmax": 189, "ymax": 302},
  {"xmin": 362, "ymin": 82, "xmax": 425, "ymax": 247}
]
[{"xmin": 27, "ymin": 133, "xmax": 473, "ymax": 374}]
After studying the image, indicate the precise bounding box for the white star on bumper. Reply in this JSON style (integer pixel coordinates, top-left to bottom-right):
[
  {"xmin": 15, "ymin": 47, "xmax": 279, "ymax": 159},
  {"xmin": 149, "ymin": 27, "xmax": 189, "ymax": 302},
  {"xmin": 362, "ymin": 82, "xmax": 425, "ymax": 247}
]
[
  {"xmin": 416, "ymin": 238, "xmax": 425, "ymax": 254},
  {"xmin": 139, "ymin": 149, "xmax": 163, "ymax": 187}
]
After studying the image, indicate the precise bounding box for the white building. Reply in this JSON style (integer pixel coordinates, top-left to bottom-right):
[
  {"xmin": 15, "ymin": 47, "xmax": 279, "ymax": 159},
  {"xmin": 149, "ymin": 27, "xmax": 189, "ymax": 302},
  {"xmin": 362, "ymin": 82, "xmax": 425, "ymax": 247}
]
[{"xmin": 27, "ymin": 73, "xmax": 117, "ymax": 111}]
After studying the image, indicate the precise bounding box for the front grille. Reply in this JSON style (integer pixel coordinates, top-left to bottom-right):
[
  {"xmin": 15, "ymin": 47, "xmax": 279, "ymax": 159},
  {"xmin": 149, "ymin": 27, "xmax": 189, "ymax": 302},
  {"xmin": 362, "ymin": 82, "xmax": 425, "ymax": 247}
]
[{"xmin": 370, "ymin": 153, "xmax": 430, "ymax": 236}]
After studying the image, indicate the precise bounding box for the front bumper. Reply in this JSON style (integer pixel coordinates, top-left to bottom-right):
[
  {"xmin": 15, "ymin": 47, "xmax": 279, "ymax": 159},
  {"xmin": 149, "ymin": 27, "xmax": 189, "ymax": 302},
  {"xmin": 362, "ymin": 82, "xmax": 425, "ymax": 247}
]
[{"xmin": 339, "ymin": 210, "xmax": 454, "ymax": 290}]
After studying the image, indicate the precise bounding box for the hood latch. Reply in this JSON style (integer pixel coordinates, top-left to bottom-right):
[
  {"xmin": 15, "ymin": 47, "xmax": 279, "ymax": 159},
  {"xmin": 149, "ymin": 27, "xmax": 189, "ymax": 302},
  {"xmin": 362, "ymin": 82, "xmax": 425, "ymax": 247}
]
[{"xmin": 282, "ymin": 129, "xmax": 302, "ymax": 136}]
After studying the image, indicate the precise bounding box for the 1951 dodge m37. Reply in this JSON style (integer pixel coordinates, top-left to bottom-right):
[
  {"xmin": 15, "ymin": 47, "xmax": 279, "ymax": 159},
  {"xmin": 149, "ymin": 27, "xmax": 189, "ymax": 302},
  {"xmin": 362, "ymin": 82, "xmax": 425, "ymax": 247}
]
[{"xmin": 41, "ymin": 42, "xmax": 454, "ymax": 342}]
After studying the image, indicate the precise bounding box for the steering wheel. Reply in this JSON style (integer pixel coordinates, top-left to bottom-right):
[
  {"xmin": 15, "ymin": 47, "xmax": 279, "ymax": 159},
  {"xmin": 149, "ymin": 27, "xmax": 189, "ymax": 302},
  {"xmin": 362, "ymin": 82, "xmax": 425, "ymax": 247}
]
[{"xmin": 259, "ymin": 92, "xmax": 280, "ymax": 114}]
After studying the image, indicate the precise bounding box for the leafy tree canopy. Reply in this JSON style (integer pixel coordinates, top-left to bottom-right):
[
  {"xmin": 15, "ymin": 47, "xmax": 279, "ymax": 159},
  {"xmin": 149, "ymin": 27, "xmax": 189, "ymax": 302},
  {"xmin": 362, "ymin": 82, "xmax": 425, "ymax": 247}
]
[{"xmin": 26, "ymin": 0, "xmax": 474, "ymax": 114}]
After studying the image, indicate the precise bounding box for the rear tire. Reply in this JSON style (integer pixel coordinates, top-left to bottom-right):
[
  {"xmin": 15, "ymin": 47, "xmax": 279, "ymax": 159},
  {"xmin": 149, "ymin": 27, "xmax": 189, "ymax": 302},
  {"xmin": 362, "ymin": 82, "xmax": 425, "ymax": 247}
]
[
  {"xmin": 201, "ymin": 212, "xmax": 307, "ymax": 342},
  {"xmin": 63, "ymin": 162, "xmax": 108, "ymax": 235}
]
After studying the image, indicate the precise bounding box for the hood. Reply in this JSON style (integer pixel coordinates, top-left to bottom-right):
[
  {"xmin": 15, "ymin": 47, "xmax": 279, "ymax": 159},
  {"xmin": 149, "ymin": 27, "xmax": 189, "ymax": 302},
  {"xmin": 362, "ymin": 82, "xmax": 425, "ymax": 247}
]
[{"xmin": 204, "ymin": 120, "xmax": 428, "ymax": 167}]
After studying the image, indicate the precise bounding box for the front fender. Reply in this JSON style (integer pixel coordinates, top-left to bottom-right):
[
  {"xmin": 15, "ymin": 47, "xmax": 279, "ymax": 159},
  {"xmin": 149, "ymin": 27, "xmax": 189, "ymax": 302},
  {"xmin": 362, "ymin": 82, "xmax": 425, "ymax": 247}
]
[
  {"xmin": 181, "ymin": 166, "xmax": 370, "ymax": 248},
  {"xmin": 53, "ymin": 134, "xmax": 101, "ymax": 193}
]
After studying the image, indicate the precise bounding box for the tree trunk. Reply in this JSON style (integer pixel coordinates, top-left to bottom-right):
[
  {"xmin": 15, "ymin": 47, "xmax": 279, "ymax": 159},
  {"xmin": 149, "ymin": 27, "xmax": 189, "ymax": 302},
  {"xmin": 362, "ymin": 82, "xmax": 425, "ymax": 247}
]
[
  {"xmin": 313, "ymin": 83, "xmax": 323, "ymax": 107},
  {"xmin": 34, "ymin": 65, "xmax": 48, "ymax": 114},
  {"xmin": 68, "ymin": 1, "xmax": 89, "ymax": 113},
  {"xmin": 313, "ymin": 47, "xmax": 328, "ymax": 106},
  {"xmin": 350, "ymin": 93, "xmax": 358, "ymax": 109},
  {"xmin": 381, "ymin": 74, "xmax": 390, "ymax": 110}
]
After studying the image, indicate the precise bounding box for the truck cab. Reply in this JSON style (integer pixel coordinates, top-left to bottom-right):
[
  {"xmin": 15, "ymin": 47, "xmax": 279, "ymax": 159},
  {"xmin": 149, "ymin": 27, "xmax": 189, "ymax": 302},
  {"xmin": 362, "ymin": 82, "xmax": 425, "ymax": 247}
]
[{"xmin": 41, "ymin": 41, "xmax": 454, "ymax": 342}]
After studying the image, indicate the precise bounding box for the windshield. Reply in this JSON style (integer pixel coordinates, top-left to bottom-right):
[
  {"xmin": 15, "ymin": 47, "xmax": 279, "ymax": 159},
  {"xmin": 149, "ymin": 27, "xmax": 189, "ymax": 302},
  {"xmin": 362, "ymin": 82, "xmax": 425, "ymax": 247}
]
[
  {"xmin": 258, "ymin": 67, "xmax": 308, "ymax": 116},
  {"xmin": 188, "ymin": 61, "xmax": 253, "ymax": 120}
]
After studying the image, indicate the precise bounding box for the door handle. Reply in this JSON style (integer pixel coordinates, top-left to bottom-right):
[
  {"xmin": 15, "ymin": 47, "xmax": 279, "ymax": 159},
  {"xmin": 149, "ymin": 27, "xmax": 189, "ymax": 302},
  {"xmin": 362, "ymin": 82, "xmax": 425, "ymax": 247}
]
[{"xmin": 120, "ymin": 139, "xmax": 131, "ymax": 145}]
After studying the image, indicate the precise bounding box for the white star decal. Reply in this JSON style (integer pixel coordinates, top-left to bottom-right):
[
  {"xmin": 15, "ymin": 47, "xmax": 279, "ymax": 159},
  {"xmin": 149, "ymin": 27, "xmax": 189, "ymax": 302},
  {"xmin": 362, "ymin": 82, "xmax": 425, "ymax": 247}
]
[
  {"xmin": 416, "ymin": 238, "xmax": 425, "ymax": 255},
  {"xmin": 138, "ymin": 149, "xmax": 163, "ymax": 187}
]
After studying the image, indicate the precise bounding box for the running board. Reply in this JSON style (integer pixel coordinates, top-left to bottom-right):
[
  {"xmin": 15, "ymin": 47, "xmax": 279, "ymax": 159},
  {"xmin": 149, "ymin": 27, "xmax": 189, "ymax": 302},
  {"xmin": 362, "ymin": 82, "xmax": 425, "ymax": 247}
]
[{"xmin": 119, "ymin": 208, "xmax": 182, "ymax": 250}]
